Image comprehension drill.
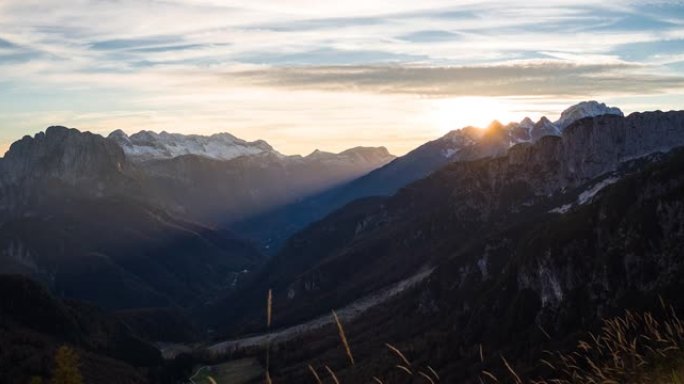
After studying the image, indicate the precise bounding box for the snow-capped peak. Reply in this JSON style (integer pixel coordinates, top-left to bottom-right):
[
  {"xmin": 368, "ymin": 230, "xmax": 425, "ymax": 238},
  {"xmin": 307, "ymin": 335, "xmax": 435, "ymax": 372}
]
[
  {"xmin": 555, "ymin": 101, "xmax": 623, "ymax": 131},
  {"xmin": 108, "ymin": 130, "xmax": 278, "ymax": 162}
]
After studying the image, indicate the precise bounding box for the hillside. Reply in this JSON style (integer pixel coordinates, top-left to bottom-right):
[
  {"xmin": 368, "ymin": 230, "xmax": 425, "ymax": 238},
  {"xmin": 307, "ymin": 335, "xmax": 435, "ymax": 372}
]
[{"xmin": 0, "ymin": 275, "xmax": 163, "ymax": 384}]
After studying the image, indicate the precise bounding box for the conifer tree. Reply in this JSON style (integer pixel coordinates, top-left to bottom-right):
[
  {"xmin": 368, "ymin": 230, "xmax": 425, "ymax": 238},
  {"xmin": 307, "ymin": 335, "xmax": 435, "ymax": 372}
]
[{"xmin": 51, "ymin": 346, "xmax": 83, "ymax": 384}]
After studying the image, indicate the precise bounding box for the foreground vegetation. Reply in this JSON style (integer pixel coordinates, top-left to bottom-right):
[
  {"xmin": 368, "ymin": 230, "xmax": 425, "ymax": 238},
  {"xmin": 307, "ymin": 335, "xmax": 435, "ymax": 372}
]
[{"xmin": 198, "ymin": 300, "xmax": 684, "ymax": 384}]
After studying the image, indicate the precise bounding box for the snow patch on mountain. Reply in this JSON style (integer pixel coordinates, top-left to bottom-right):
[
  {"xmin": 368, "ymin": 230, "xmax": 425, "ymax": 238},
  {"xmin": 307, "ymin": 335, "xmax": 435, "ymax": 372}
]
[
  {"xmin": 442, "ymin": 148, "xmax": 459, "ymax": 158},
  {"xmin": 108, "ymin": 130, "xmax": 278, "ymax": 162},
  {"xmin": 549, "ymin": 176, "xmax": 621, "ymax": 214},
  {"xmin": 549, "ymin": 204, "xmax": 573, "ymax": 214},
  {"xmin": 577, "ymin": 176, "xmax": 620, "ymax": 205}
]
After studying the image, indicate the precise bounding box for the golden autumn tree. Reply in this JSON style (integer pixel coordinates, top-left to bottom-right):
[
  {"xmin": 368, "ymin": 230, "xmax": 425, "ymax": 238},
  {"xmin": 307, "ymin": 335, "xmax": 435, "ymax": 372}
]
[{"xmin": 51, "ymin": 346, "xmax": 83, "ymax": 384}]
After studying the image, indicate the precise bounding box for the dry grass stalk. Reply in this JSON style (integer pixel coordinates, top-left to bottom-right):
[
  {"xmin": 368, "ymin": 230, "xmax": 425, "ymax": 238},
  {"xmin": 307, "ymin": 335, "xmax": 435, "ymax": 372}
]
[
  {"xmin": 501, "ymin": 355, "xmax": 523, "ymax": 384},
  {"xmin": 538, "ymin": 324, "xmax": 552, "ymax": 340},
  {"xmin": 534, "ymin": 307, "xmax": 684, "ymax": 384},
  {"xmin": 396, "ymin": 364, "xmax": 413, "ymax": 375},
  {"xmin": 372, "ymin": 377, "xmax": 384, "ymax": 384},
  {"xmin": 481, "ymin": 370, "xmax": 499, "ymax": 382},
  {"xmin": 207, "ymin": 377, "xmax": 217, "ymax": 384},
  {"xmin": 418, "ymin": 370, "xmax": 436, "ymax": 384},
  {"xmin": 307, "ymin": 364, "xmax": 322, "ymax": 384},
  {"xmin": 385, "ymin": 343, "xmax": 412, "ymax": 367},
  {"xmin": 324, "ymin": 365, "xmax": 340, "ymax": 384},
  {"xmin": 427, "ymin": 365, "xmax": 440, "ymax": 381},
  {"xmin": 267, "ymin": 289, "xmax": 273, "ymax": 328},
  {"xmin": 266, "ymin": 289, "xmax": 273, "ymax": 383},
  {"xmin": 332, "ymin": 310, "xmax": 355, "ymax": 366}
]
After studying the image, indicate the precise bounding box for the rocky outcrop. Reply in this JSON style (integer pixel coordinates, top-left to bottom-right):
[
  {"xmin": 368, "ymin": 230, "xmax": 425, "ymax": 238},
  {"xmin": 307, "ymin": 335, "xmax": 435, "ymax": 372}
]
[
  {"xmin": 1, "ymin": 126, "xmax": 128, "ymax": 186},
  {"xmin": 555, "ymin": 100, "xmax": 623, "ymax": 130},
  {"xmin": 0, "ymin": 127, "xmax": 136, "ymax": 215}
]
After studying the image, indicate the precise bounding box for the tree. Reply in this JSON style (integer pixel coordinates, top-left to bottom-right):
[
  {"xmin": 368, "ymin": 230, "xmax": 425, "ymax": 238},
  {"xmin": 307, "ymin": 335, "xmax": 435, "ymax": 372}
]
[{"xmin": 51, "ymin": 346, "xmax": 83, "ymax": 384}]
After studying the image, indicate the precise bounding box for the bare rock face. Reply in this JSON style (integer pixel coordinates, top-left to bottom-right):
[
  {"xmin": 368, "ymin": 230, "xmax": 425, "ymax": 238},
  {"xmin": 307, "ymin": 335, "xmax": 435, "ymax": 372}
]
[
  {"xmin": 560, "ymin": 111, "xmax": 684, "ymax": 184},
  {"xmin": 0, "ymin": 127, "xmax": 135, "ymax": 214},
  {"xmin": 491, "ymin": 111, "xmax": 684, "ymax": 194},
  {"xmin": 0, "ymin": 126, "xmax": 128, "ymax": 187}
]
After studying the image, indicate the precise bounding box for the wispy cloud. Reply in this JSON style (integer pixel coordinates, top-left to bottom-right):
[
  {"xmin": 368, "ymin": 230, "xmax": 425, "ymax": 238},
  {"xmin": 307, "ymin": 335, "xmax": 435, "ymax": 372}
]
[
  {"xmin": 0, "ymin": 0, "xmax": 683, "ymax": 155},
  {"xmin": 229, "ymin": 60, "xmax": 684, "ymax": 97}
]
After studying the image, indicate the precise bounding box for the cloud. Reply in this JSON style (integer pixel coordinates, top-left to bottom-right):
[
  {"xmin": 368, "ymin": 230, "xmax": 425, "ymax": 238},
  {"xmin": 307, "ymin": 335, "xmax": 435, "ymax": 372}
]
[
  {"xmin": 0, "ymin": 0, "xmax": 684, "ymax": 155},
  {"xmin": 228, "ymin": 61, "xmax": 684, "ymax": 97}
]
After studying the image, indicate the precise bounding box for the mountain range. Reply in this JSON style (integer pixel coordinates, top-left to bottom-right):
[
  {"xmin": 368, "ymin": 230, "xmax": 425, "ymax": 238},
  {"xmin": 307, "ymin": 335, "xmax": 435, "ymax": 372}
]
[
  {"xmin": 0, "ymin": 126, "xmax": 394, "ymax": 310},
  {"xmin": 2, "ymin": 100, "xmax": 683, "ymax": 383},
  {"xmin": 0, "ymin": 100, "xmax": 632, "ymax": 311},
  {"xmin": 206, "ymin": 108, "xmax": 684, "ymax": 330},
  {"xmin": 231, "ymin": 101, "xmax": 625, "ymax": 252}
]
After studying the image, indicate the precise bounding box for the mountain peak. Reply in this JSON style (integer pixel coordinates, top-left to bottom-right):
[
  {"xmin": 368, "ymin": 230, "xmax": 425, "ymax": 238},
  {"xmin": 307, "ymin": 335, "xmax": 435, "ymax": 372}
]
[
  {"xmin": 486, "ymin": 120, "xmax": 505, "ymax": 131},
  {"xmin": 1, "ymin": 126, "xmax": 127, "ymax": 187},
  {"xmin": 339, "ymin": 146, "xmax": 394, "ymax": 161},
  {"xmin": 306, "ymin": 146, "xmax": 395, "ymax": 165},
  {"xmin": 108, "ymin": 129, "xmax": 131, "ymax": 145},
  {"xmin": 519, "ymin": 117, "xmax": 535, "ymax": 129},
  {"xmin": 537, "ymin": 116, "xmax": 552, "ymax": 124},
  {"xmin": 555, "ymin": 101, "xmax": 623, "ymax": 130},
  {"xmin": 442, "ymin": 126, "xmax": 483, "ymax": 143},
  {"xmin": 530, "ymin": 116, "xmax": 560, "ymax": 141}
]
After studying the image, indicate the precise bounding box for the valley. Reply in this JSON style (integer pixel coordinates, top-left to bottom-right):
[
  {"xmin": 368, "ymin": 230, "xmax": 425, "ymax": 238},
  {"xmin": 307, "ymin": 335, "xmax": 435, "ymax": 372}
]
[{"xmin": 208, "ymin": 267, "xmax": 433, "ymax": 354}]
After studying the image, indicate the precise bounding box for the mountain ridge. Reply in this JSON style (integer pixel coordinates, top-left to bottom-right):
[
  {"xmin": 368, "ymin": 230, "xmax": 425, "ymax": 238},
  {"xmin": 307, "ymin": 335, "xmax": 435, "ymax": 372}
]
[
  {"xmin": 229, "ymin": 101, "xmax": 626, "ymax": 251},
  {"xmin": 108, "ymin": 128, "xmax": 395, "ymax": 164},
  {"xmin": 210, "ymin": 110, "xmax": 684, "ymax": 334}
]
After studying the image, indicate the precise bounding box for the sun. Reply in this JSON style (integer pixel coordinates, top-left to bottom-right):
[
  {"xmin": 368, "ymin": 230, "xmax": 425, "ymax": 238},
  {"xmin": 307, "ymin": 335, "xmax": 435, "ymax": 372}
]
[{"xmin": 428, "ymin": 97, "xmax": 522, "ymax": 133}]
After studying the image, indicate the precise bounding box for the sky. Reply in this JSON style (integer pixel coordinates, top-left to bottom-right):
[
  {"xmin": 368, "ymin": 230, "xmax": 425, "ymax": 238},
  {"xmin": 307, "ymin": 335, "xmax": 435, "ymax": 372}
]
[{"xmin": 1, "ymin": 0, "xmax": 684, "ymax": 156}]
